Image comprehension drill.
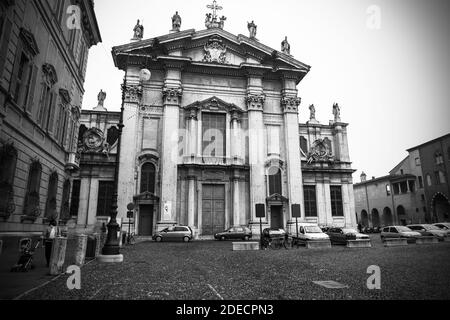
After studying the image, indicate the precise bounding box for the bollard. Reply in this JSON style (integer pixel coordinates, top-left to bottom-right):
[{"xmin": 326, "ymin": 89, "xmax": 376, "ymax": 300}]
[
  {"xmin": 49, "ymin": 237, "xmax": 67, "ymax": 275},
  {"xmin": 75, "ymin": 234, "xmax": 88, "ymax": 266},
  {"xmin": 94, "ymin": 233, "xmax": 102, "ymax": 257}
]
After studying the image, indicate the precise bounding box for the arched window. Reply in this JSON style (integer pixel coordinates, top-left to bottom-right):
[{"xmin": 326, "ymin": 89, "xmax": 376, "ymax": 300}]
[
  {"xmin": 435, "ymin": 152, "xmax": 444, "ymax": 165},
  {"xmin": 141, "ymin": 163, "xmax": 156, "ymax": 194},
  {"xmin": 386, "ymin": 184, "xmax": 391, "ymax": 196},
  {"xmin": 23, "ymin": 161, "xmax": 42, "ymax": 219},
  {"xmin": 426, "ymin": 174, "xmax": 432, "ymax": 186},
  {"xmin": 268, "ymin": 166, "xmax": 282, "ymax": 196},
  {"xmin": 45, "ymin": 172, "xmax": 58, "ymax": 220},
  {"xmin": 60, "ymin": 179, "xmax": 71, "ymax": 222},
  {"xmin": 0, "ymin": 144, "xmax": 18, "ymax": 219}
]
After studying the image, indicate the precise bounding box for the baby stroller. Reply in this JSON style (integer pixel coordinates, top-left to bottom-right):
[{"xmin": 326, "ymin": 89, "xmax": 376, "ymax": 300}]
[{"xmin": 11, "ymin": 238, "xmax": 39, "ymax": 272}]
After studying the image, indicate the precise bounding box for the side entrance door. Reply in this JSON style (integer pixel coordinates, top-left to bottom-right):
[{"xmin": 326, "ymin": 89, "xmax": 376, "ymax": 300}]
[{"xmin": 139, "ymin": 205, "xmax": 154, "ymax": 236}]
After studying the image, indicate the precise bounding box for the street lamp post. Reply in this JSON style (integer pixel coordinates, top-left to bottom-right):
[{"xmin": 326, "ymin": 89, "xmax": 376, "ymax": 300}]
[
  {"xmin": 99, "ymin": 68, "xmax": 151, "ymax": 262},
  {"xmin": 99, "ymin": 76, "xmax": 127, "ymax": 261}
]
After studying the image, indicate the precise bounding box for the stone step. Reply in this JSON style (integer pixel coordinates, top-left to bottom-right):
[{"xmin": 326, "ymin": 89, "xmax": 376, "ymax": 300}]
[
  {"xmin": 346, "ymin": 239, "xmax": 372, "ymax": 248},
  {"xmin": 232, "ymin": 242, "xmax": 260, "ymax": 251},
  {"xmin": 306, "ymin": 240, "xmax": 331, "ymax": 249},
  {"xmin": 383, "ymin": 238, "xmax": 408, "ymax": 247}
]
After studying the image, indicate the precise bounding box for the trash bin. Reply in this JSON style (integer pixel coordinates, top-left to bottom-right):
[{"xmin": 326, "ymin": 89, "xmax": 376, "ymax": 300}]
[{"xmin": 85, "ymin": 235, "xmax": 97, "ymax": 259}]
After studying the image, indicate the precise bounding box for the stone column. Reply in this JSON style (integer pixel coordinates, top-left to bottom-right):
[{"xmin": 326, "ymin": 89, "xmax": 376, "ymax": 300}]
[
  {"xmin": 246, "ymin": 93, "xmax": 267, "ymax": 226},
  {"xmin": 77, "ymin": 178, "xmax": 90, "ymax": 226},
  {"xmin": 232, "ymin": 169, "xmax": 240, "ymax": 226},
  {"xmin": 117, "ymin": 68, "xmax": 142, "ymax": 222},
  {"xmin": 281, "ymin": 83, "xmax": 304, "ymax": 223},
  {"xmin": 187, "ymin": 172, "xmax": 196, "ymax": 230},
  {"xmin": 231, "ymin": 110, "xmax": 242, "ymax": 162},
  {"xmin": 159, "ymin": 69, "xmax": 183, "ymax": 227},
  {"xmin": 186, "ymin": 105, "xmax": 198, "ymax": 159}
]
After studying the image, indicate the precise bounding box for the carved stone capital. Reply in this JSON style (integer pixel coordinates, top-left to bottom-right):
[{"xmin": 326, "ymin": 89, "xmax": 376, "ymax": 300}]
[
  {"xmin": 185, "ymin": 105, "xmax": 199, "ymax": 120},
  {"xmin": 162, "ymin": 85, "xmax": 183, "ymax": 105},
  {"xmin": 122, "ymin": 84, "xmax": 142, "ymax": 103},
  {"xmin": 281, "ymin": 96, "xmax": 301, "ymax": 113},
  {"xmin": 246, "ymin": 94, "xmax": 266, "ymax": 111}
]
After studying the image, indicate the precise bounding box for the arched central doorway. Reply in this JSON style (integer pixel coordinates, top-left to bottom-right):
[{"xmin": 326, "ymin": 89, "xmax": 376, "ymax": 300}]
[
  {"xmin": 382, "ymin": 207, "xmax": 393, "ymax": 226},
  {"xmin": 432, "ymin": 193, "xmax": 450, "ymax": 222}
]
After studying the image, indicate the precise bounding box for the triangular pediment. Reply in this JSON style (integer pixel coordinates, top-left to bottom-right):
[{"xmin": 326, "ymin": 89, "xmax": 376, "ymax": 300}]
[
  {"xmin": 184, "ymin": 96, "xmax": 243, "ymax": 113},
  {"xmin": 112, "ymin": 28, "xmax": 310, "ymax": 78}
]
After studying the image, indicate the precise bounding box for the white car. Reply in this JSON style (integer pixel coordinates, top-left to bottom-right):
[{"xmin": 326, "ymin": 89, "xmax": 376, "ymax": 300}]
[
  {"xmin": 293, "ymin": 223, "xmax": 330, "ymax": 241},
  {"xmin": 433, "ymin": 222, "xmax": 450, "ymax": 232},
  {"xmin": 407, "ymin": 224, "xmax": 448, "ymax": 241},
  {"xmin": 380, "ymin": 226, "xmax": 421, "ymax": 243}
]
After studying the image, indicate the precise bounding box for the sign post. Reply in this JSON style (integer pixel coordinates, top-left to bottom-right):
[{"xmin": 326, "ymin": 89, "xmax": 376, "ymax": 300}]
[
  {"xmin": 291, "ymin": 204, "xmax": 301, "ymax": 240},
  {"xmin": 126, "ymin": 203, "xmax": 135, "ymax": 245},
  {"xmin": 256, "ymin": 204, "xmax": 265, "ymax": 250}
]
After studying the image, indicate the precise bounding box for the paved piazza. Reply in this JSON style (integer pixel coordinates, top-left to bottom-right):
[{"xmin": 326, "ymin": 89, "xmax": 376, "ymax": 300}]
[{"xmin": 14, "ymin": 236, "xmax": 450, "ymax": 300}]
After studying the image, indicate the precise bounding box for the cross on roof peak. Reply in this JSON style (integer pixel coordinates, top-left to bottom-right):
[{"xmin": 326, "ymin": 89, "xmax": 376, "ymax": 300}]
[{"xmin": 207, "ymin": 0, "xmax": 223, "ymax": 20}]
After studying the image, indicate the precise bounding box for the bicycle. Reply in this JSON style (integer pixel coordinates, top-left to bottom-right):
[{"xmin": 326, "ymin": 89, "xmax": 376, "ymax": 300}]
[{"xmin": 126, "ymin": 232, "xmax": 136, "ymax": 245}]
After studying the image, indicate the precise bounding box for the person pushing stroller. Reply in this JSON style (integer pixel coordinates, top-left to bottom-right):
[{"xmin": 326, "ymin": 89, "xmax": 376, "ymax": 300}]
[{"xmin": 43, "ymin": 219, "xmax": 58, "ymax": 267}]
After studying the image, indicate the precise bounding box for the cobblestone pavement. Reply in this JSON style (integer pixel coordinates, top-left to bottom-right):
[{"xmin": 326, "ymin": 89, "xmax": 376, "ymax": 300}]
[{"xmin": 12, "ymin": 236, "xmax": 450, "ymax": 300}]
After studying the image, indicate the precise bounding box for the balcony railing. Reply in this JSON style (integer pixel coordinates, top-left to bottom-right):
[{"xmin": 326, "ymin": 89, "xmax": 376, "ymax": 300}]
[{"xmin": 182, "ymin": 155, "xmax": 245, "ymax": 166}]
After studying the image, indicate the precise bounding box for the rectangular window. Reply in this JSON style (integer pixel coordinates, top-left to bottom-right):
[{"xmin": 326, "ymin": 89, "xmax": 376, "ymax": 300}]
[
  {"xmin": 415, "ymin": 158, "xmax": 420, "ymax": 166},
  {"xmin": 202, "ymin": 113, "xmax": 226, "ymax": 158},
  {"xmin": 37, "ymin": 84, "xmax": 51, "ymax": 127},
  {"xmin": 330, "ymin": 186, "xmax": 343, "ymax": 216},
  {"xmin": 69, "ymin": 179, "xmax": 80, "ymax": 217},
  {"xmin": 304, "ymin": 185, "xmax": 317, "ymax": 217},
  {"xmin": 393, "ymin": 183, "xmax": 400, "ymax": 195},
  {"xmin": 418, "ymin": 176, "xmax": 423, "ymax": 189},
  {"xmin": 13, "ymin": 53, "xmax": 30, "ymax": 103},
  {"xmin": 97, "ymin": 181, "xmax": 114, "ymax": 216}
]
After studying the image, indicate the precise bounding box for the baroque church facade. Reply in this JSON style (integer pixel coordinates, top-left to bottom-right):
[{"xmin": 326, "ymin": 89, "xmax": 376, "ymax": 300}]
[{"xmin": 74, "ymin": 3, "xmax": 357, "ymax": 238}]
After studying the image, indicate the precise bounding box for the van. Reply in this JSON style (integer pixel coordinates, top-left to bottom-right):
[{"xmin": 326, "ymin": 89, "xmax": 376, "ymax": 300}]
[{"xmin": 290, "ymin": 223, "xmax": 330, "ymax": 241}]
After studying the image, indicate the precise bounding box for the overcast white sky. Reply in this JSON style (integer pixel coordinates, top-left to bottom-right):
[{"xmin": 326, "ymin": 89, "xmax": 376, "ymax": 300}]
[{"xmin": 83, "ymin": 0, "xmax": 450, "ymax": 180}]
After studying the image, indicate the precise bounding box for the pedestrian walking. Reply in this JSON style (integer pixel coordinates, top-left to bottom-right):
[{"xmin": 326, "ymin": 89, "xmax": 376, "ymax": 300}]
[{"xmin": 43, "ymin": 220, "xmax": 58, "ymax": 267}]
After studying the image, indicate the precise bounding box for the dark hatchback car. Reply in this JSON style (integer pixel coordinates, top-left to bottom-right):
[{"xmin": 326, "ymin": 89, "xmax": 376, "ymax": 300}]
[
  {"xmin": 327, "ymin": 227, "xmax": 370, "ymax": 244},
  {"xmin": 214, "ymin": 226, "xmax": 252, "ymax": 241},
  {"xmin": 152, "ymin": 226, "xmax": 193, "ymax": 242}
]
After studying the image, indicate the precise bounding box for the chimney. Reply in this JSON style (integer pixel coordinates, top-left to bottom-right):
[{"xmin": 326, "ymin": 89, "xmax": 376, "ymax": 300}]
[{"xmin": 360, "ymin": 172, "xmax": 367, "ymax": 182}]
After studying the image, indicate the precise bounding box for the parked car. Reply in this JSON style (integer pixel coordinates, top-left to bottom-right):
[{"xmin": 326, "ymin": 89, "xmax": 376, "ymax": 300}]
[
  {"xmin": 380, "ymin": 226, "xmax": 421, "ymax": 243},
  {"xmin": 320, "ymin": 226, "xmax": 330, "ymax": 233},
  {"xmin": 215, "ymin": 226, "xmax": 252, "ymax": 241},
  {"xmin": 326, "ymin": 227, "xmax": 370, "ymax": 244},
  {"xmin": 407, "ymin": 224, "xmax": 448, "ymax": 241},
  {"xmin": 433, "ymin": 222, "xmax": 450, "ymax": 231},
  {"xmin": 152, "ymin": 226, "xmax": 193, "ymax": 242},
  {"xmin": 293, "ymin": 223, "xmax": 330, "ymax": 241}
]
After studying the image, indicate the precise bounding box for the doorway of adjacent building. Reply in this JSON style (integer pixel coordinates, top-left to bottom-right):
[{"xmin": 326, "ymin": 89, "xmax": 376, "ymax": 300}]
[
  {"xmin": 433, "ymin": 193, "xmax": 450, "ymax": 222},
  {"xmin": 202, "ymin": 184, "xmax": 225, "ymax": 236},
  {"xmin": 270, "ymin": 206, "xmax": 283, "ymax": 229},
  {"xmin": 139, "ymin": 205, "xmax": 154, "ymax": 236}
]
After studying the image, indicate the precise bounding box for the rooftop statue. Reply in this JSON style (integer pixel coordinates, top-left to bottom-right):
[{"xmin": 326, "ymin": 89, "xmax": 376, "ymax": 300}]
[
  {"xmin": 205, "ymin": 0, "xmax": 226, "ymax": 29},
  {"xmin": 333, "ymin": 103, "xmax": 341, "ymax": 122},
  {"xmin": 132, "ymin": 19, "xmax": 144, "ymax": 40},
  {"xmin": 281, "ymin": 36, "xmax": 290, "ymax": 55},
  {"xmin": 171, "ymin": 11, "xmax": 181, "ymax": 31},
  {"xmin": 309, "ymin": 104, "xmax": 316, "ymax": 120},
  {"xmin": 94, "ymin": 89, "xmax": 107, "ymax": 111},
  {"xmin": 248, "ymin": 20, "xmax": 257, "ymax": 39}
]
